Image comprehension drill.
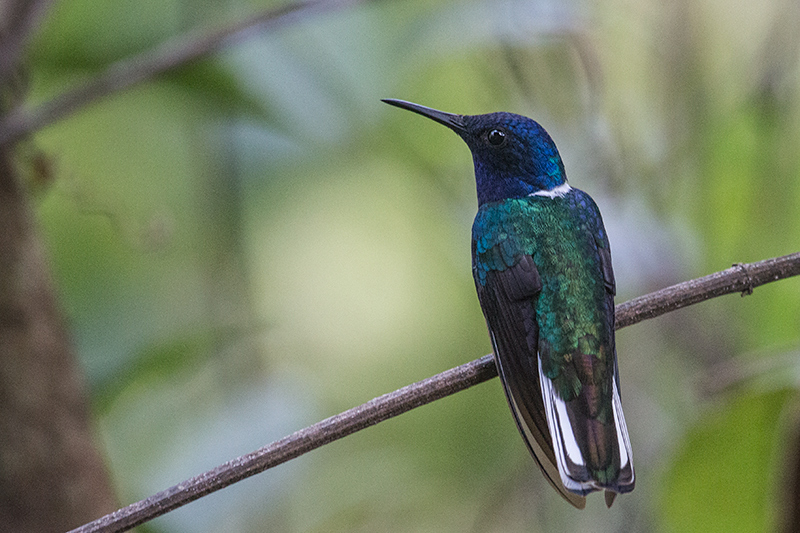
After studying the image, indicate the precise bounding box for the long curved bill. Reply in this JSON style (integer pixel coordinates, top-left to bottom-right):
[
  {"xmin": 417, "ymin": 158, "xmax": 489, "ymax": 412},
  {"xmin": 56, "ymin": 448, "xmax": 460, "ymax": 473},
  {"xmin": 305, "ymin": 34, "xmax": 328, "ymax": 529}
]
[{"xmin": 382, "ymin": 99, "xmax": 467, "ymax": 134}]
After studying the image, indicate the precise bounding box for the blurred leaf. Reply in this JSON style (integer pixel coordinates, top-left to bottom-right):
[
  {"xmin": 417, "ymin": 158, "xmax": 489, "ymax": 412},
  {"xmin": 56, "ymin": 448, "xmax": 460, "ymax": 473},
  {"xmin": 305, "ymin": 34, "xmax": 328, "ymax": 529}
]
[
  {"xmin": 31, "ymin": 0, "xmax": 181, "ymax": 70},
  {"xmin": 92, "ymin": 324, "xmax": 264, "ymax": 412},
  {"xmin": 659, "ymin": 388, "xmax": 795, "ymax": 533},
  {"xmin": 164, "ymin": 59, "xmax": 278, "ymax": 122}
]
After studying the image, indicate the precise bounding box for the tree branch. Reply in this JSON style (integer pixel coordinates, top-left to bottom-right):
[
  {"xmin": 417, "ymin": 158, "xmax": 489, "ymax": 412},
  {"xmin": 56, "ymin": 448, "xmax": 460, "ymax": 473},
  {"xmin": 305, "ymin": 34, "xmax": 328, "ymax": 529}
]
[
  {"xmin": 614, "ymin": 254, "xmax": 800, "ymax": 328},
  {"xmin": 70, "ymin": 252, "xmax": 800, "ymax": 533},
  {"xmin": 0, "ymin": 0, "xmax": 56, "ymax": 90},
  {"xmin": 0, "ymin": 0, "xmax": 369, "ymax": 147}
]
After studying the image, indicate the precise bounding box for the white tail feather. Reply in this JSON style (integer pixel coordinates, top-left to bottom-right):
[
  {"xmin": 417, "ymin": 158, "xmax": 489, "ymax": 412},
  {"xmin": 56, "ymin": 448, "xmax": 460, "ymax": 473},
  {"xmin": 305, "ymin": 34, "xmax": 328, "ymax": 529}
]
[
  {"xmin": 538, "ymin": 356, "xmax": 590, "ymax": 493},
  {"xmin": 612, "ymin": 377, "xmax": 634, "ymax": 482},
  {"xmin": 538, "ymin": 356, "xmax": 634, "ymax": 494}
]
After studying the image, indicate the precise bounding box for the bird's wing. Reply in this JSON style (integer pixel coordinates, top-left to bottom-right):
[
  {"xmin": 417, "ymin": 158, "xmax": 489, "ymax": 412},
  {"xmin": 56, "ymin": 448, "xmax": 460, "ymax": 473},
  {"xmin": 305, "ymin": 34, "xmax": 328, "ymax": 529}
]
[
  {"xmin": 596, "ymin": 234, "xmax": 636, "ymax": 501},
  {"xmin": 476, "ymin": 254, "xmax": 587, "ymax": 509}
]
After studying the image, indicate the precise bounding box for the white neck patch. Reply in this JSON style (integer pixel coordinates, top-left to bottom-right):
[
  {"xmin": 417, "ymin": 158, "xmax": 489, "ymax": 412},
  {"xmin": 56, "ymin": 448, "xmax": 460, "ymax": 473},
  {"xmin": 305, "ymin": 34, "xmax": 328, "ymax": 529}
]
[{"xmin": 531, "ymin": 182, "xmax": 572, "ymax": 199}]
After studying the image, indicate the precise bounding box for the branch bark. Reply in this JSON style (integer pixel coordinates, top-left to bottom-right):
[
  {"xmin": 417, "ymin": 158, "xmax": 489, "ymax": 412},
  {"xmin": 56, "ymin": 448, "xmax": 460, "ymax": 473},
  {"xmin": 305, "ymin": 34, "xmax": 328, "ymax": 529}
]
[
  {"xmin": 70, "ymin": 252, "xmax": 800, "ymax": 533},
  {"xmin": 0, "ymin": 0, "xmax": 370, "ymax": 147}
]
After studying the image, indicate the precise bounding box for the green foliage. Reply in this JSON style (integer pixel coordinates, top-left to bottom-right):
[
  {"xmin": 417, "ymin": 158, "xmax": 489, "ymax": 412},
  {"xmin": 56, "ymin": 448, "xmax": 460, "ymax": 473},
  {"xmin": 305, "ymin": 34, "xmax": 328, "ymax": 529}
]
[
  {"xmin": 659, "ymin": 388, "xmax": 795, "ymax": 533},
  {"xmin": 32, "ymin": 0, "xmax": 181, "ymax": 69}
]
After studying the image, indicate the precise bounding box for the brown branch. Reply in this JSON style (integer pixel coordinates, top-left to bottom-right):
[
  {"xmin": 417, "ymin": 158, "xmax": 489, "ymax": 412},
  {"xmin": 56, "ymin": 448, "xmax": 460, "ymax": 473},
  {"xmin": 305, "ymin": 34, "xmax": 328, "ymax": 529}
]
[
  {"xmin": 70, "ymin": 252, "xmax": 800, "ymax": 533},
  {"xmin": 0, "ymin": 0, "xmax": 368, "ymax": 147},
  {"xmin": 614, "ymin": 253, "xmax": 800, "ymax": 328},
  {"xmin": 0, "ymin": 0, "xmax": 56, "ymax": 89}
]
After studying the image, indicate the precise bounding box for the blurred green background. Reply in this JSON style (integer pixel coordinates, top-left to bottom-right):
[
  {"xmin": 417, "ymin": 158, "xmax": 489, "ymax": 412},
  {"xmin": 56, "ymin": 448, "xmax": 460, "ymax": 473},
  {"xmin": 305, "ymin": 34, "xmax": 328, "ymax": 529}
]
[{"xmin": 21, "ymin": 0, "xmax": 800, "ymax": 530}]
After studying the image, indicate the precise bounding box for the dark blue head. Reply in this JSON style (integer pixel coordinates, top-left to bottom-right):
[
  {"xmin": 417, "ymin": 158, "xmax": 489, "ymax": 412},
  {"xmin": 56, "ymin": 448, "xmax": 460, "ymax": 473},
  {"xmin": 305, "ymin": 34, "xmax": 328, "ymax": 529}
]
[{"xmin": 383, "ymin": 99, "xmax": 567, "ymax": 205}]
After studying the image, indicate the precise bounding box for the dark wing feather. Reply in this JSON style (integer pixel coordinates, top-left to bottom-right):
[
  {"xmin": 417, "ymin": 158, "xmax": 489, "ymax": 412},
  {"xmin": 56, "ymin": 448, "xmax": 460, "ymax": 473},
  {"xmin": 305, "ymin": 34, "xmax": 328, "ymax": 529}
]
[
  {"xmin": 476, "ymin": 255, "xmax": 587, "ymax": 509},
  {"xmin": 596, "ymin": 238, "xmax": 635, "ymax": 500},
  {"xmin": 596, "ymin": 244, "xmax": 616, "ymax": 296}
]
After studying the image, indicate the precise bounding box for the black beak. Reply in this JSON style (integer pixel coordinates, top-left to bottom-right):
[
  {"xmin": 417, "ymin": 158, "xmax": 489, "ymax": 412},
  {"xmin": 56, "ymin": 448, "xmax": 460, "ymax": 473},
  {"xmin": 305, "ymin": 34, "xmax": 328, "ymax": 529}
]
[{"xmin": 382, "ymin": 99, "xmax": 467, "ymax": 134}]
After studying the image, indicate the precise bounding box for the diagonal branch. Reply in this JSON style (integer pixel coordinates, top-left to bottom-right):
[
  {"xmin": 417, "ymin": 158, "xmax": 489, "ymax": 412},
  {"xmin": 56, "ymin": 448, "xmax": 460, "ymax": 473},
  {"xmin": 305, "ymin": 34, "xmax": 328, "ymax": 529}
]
[
  {"xmin": 613, "ymin": 254, "xmax": 800, "ymax": 327},
  {"xmin": 70, "ymin": 252, "xmax": 800, "ymax": 533},
  {"xmin": 0, "ymin": 0, "xmax": 369, "ymax": 147}
]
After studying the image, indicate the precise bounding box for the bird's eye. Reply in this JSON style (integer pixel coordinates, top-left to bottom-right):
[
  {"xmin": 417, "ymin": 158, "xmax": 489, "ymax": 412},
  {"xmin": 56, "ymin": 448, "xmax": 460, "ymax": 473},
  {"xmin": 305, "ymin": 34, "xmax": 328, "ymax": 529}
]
[{"xmin": 487, "ymin": 129, "xmax": 506, "ymax": 146}]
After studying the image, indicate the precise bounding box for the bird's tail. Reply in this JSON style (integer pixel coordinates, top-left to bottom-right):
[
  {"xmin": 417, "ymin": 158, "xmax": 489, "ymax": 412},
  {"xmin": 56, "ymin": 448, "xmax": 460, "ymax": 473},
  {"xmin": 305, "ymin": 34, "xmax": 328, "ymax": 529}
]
[{"xmin": 538, "ymin": 357, "xmax": 635, "ymax": 505}]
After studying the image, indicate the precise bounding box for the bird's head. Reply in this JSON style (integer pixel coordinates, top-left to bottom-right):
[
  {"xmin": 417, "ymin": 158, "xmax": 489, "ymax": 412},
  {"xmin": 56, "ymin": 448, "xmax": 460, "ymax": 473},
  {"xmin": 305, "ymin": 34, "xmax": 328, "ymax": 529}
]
[{"xmin": 383, "ymin": 99, "xmax": 567, "ymax": 205}]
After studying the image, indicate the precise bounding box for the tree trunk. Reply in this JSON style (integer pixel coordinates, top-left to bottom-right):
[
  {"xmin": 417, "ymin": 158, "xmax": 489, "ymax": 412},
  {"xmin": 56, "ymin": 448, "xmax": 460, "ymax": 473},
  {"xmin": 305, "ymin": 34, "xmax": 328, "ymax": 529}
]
[{"xmin": 0, "ymin": 147, "xmax": 117, "ymax": 532}]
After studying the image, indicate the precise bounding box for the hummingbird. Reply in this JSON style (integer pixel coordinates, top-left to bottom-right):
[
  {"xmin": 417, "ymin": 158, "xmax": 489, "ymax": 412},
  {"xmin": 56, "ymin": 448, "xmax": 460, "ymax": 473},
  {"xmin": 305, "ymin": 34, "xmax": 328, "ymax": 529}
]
[{"xmin": 383, "ymin": 99, "xmax": 634, "ymax": 508}]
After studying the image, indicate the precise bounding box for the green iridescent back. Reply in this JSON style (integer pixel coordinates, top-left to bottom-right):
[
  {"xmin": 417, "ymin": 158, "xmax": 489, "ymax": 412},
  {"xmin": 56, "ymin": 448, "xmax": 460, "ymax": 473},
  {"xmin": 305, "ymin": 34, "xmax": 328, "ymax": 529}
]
[{"xmin": 473, "ymin": 190, "xmax": 615, "ymax": 412}]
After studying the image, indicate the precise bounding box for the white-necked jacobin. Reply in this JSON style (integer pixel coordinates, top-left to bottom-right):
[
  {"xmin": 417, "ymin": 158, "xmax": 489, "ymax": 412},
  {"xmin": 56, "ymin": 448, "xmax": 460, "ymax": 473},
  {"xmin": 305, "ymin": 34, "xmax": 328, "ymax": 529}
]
[{"xmin": 383, "ymin": 99, "xmax": 634, "ymax": 508}]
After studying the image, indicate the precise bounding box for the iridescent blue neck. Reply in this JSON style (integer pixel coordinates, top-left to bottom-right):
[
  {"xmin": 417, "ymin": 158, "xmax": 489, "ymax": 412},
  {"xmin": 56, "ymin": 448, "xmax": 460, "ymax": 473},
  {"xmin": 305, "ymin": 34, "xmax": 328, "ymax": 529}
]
[{"xmin": 474, "ymin": 160, "xmax": 566, "ymax": 205}]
